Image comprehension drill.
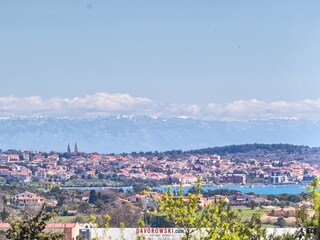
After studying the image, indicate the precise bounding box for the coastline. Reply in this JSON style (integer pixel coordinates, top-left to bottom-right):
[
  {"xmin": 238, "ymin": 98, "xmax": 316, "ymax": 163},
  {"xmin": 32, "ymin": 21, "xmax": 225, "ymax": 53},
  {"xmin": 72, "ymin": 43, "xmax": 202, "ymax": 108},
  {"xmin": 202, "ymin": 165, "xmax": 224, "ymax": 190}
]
[{"xmin": 62, "ymin": 183, "xmax": 309, "ymax": 195}]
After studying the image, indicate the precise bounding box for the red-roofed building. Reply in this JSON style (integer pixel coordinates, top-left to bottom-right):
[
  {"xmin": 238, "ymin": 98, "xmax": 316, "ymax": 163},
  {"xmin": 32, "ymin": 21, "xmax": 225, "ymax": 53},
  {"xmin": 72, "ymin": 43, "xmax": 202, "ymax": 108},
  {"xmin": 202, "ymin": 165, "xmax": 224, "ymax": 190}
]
[
  {"xmin": 15, "ymin": 192, "xmax": 45, "ymax": 208},
  {"xmin": 0, "ymin": 222, "xmax": 80, "ymax": 240}
]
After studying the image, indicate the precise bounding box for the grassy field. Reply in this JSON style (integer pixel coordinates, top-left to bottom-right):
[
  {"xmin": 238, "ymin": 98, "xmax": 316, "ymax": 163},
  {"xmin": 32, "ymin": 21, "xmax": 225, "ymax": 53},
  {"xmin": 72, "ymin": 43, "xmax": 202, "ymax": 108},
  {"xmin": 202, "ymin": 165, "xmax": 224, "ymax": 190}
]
[
  {"xmin": 231, "ymin": 206, "xmax": 298, "ymax": 228},
  {"xmin": 50, "ymin": 207, "xmax": 291, "ymax": 228},
  {"xmin": 51, "ymin": 216, "xmax": 77, "ymax": 223},
  {"xmin": 231, "ymin": 207, "xmax": 278, "ymax": 228},
  {"xmin": 231, "ymin": 207, "xmax": 264, "ymax": 221}
]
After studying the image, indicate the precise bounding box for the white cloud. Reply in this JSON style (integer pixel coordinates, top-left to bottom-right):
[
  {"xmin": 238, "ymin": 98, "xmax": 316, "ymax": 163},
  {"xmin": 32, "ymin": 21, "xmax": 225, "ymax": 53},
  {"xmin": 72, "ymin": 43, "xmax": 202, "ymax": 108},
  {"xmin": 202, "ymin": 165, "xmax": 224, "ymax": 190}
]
[
  {"xmin": 64, "ymin": 93, "xmax": 150, "ymax": 109},
  {"xmin": 0, "ymin": 93, "xmax": 154, "ymax": 117},
  {"xmin": 205, "ymin": 98, "xmax": 320, "ymax": 120},
  {"xmin": 0, "ymin": 93, "xmax": 320, "ymax": 120}
]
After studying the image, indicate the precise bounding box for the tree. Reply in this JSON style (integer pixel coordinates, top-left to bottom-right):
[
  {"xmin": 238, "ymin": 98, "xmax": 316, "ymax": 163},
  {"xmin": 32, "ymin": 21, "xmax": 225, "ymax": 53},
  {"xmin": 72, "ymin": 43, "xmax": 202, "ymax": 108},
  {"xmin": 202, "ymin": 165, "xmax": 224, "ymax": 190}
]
[
  {"xmin": 158, "ymin": 185, "xmax": 200, "ymax": 238},
  {"xmin": 106, "ymin": 202, "xmax": 142, "ymax": 227},
  {"xmin": 78, "ymin": 202, "xmax": 91, "ymax": 213},
  {"xmin": 89, "ymin": 190, "xmax": 98, "ymax": 204},
  {"xmin": 291, "ymin": 177, "xmax": 320, "ymax": 239},
  {"xmin": 6, "ymin": 204, "xmax": 64, "ymax": 240},
  {"xmin": 249, "ymin": 200, "xmax": 258, "ymax": 210},
  {"xmin": 277, "ymin": 177, "xmax": 320, "ymax": 240},
  {"xmin": 278, "ymin": 201, "xmax": 286, "ymax": 212},
  {"xmin": 271, "ymin": 209, "xmax": 275, "ymax": 216},
  {"xmin": 0, "ymin": 207, "xmax": 9, "ymax": 221},
  {"xmin": 276, "ymin": 217, "xmax": 286, "ymax": 227},
  {"xmin": 98, "ymin": 172, "xmax": 104, "ymax": 179},
  {"xmin": 132, "ymin": 184, "xmax": 148, "ymax": 194},
  {"xmin": 158, "ymin": 180, "xmax": 266, "ymax": 240},
  {"xmin": 308, "ymin": 177, "xmax": 320, "ymax": 239}
]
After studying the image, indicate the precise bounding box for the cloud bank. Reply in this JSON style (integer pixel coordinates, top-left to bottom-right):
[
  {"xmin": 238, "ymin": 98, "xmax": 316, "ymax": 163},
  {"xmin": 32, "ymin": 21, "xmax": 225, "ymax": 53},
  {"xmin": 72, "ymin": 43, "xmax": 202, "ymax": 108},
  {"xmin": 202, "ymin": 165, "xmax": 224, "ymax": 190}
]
[{"xmin": 0, "ymin": 93, "xmax": 320, "ymax": 120}]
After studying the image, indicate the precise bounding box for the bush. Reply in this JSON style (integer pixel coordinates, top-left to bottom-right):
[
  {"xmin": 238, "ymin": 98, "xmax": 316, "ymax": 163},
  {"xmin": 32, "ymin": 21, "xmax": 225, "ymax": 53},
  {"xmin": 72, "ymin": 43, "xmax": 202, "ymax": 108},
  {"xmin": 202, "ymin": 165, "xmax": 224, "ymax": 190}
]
[{"xmin": 276, "ymin": 217, "xmax": 286, "ymax": 227}]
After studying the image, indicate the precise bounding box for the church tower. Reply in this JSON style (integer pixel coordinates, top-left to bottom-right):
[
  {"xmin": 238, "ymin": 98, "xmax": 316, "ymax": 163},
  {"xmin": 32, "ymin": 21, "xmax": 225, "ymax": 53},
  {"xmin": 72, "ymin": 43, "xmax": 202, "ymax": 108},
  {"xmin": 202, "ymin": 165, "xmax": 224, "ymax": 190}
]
[
  {"xmin": 67, "ymin": 143, "xmax": 71, "ymax": 153},
  {"xmin": 74, "ymin": 143, "xmax": 78, "ymax": 154}
]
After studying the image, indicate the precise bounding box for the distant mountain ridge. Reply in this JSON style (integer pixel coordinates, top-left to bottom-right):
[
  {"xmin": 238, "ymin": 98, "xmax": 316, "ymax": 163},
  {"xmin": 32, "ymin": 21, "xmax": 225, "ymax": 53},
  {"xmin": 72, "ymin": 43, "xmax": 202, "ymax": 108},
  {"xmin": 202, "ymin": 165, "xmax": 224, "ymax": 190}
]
[{"xmin": 0, "ymin": 116, "xmax": 319, "ymax": 153}]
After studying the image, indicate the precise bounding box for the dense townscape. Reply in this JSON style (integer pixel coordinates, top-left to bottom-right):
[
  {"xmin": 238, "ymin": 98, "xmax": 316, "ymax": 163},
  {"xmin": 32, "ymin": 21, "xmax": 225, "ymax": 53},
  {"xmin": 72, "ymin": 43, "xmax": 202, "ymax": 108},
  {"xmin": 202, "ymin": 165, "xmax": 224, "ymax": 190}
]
[
  {"xmin": 0, "ymin": 144, "xmax": 320, "ymax": 239},
  {"xmin": 0, "ymin": 144, "xmax": 320, "ymax": 187}
]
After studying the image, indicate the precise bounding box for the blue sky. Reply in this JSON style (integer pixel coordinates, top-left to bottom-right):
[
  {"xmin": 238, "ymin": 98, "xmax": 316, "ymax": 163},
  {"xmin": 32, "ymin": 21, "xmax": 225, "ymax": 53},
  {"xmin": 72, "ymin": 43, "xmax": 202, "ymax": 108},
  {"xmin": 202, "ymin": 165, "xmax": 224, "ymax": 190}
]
[{"xmin": 0, "ymin": 1, "xmax": 320, "ymax": 119}]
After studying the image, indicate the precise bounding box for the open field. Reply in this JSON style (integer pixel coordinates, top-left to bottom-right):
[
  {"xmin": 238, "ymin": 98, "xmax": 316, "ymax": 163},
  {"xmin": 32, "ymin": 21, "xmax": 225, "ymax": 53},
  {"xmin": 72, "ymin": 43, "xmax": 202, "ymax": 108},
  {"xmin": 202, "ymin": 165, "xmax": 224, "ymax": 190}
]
[{"xmin": 231, "ymin": 206, "xmax": 299, "ymax": 228}]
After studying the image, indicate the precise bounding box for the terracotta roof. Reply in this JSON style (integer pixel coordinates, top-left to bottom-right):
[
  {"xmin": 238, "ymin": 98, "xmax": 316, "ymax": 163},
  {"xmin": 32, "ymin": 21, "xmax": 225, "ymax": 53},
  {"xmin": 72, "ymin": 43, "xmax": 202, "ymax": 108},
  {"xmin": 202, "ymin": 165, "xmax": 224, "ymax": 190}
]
[
  {"xmin": 16, "ymin": 196, "xmax": 44, "ymax": 200},
  {"xmin": 17, "ymin": 191, "xmax": 36, "ymax": 196},
  {"xmin": 0, "ymin": 222, "xmax": 78, "ymax": 229}
]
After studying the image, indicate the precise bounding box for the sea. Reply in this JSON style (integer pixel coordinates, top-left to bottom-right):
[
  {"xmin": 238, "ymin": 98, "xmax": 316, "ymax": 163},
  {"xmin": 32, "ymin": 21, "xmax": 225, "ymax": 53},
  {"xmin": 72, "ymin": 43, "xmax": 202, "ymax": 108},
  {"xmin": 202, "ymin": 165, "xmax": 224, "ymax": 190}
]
[{"xmin": 63, "ymin": 184, "xmax": 310, "ymax": 195}]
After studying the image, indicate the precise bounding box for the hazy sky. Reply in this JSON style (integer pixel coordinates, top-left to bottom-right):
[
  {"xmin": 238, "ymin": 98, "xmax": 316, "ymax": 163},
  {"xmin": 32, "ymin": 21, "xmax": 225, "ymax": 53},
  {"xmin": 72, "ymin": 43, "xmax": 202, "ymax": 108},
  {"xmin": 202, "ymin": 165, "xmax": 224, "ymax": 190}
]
[{"xmin": 0, "ymin": 1, "xmax": 320, "ymax": 119}]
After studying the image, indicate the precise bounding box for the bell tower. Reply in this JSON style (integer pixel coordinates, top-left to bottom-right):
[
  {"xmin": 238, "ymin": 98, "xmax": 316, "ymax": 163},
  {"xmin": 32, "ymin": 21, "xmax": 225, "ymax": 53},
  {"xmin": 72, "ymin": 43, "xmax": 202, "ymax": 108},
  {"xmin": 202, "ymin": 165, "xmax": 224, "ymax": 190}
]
[
  {"xmin": 67, "ymin": 144, "xmax": 71, "ymax": 153},
  {"xmin": 74, "ymin": 143, "xmax": 78, "ymax": 154}
]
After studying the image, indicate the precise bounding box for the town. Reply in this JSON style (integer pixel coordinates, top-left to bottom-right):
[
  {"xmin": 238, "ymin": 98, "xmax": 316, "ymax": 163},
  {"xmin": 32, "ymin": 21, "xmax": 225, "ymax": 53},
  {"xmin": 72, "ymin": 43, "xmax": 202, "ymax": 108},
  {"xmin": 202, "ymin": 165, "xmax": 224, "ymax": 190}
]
[
  {"xmin": 0, "ymin": 144, "xmax": 319, "ymax": 186},
  {"xmin": 0, "ymin": 144, "xmax": 320, "ymax": 239}
]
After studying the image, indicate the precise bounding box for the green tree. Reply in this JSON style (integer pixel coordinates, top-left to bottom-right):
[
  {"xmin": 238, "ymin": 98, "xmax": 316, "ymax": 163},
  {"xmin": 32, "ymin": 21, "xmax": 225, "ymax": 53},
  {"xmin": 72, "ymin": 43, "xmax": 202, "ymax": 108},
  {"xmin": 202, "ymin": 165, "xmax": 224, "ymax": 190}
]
[
  {"xmin": 0, "ymin": 207, "xmax": 9, "ymax": 221},
  {"xmin": 132, "ymin": 184, "xmax": 148, "ymax": 194},
  {"xmin": 278, "ymin": 177, "xmax": 320, "ymax": 240},
  {"xmin": 276, "ymin": 217, "xmax": 286, "ymax": 227},
  {"xmin": 249, "ymin": 200, "xmax": 258, "ymax": 210},
  {"xmin": 308, "ymin": 177, "xmax": 320, "ymax": 239},
  {"xmin": 158, "ymin": 185, "xmax": 201, "ymax": 239},
  {"xmin": 158, "ymin": 180, "xmax": 266, "ymax": 240},
  {"xmin": 89, "ymin": 190, "xmax": 98, "ymax": 204},
  {"xmin": 291, "ymin": 177, "xmax": 320, "ymax": 239},
  {"xmin": 98, "ymin": 172, "xmax": 104, "ymax": 179},
  {"xmin": 6, "ymin": 205, "xmax": 64, "ymax": 240}
]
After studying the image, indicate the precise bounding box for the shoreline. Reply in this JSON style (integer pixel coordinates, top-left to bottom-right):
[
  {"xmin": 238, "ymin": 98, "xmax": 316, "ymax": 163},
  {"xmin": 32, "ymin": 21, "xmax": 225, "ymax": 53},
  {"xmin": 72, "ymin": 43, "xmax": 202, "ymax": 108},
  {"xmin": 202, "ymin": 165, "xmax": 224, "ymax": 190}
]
[
  {"xmin": 160, "ymin": 182, "xmax": 308, "ymax": 188},
  {"xmin": 62, "ymin": 184, "xmax": 309, "ymax": 195},
  {"xmin": 61, "ymin": 182, "xmax": 309, "ymax": 189}
]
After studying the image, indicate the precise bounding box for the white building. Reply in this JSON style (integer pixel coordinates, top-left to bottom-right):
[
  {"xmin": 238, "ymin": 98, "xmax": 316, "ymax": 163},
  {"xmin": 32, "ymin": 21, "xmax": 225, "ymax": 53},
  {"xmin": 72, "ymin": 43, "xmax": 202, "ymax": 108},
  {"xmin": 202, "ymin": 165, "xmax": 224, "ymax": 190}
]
[
  {"xmin": 269, "ymin": 174, "xmax": 288, "ymax": 184},
  {"xmin": 35, "ymin": 168, "xmax": 47, "ymax": 181}
]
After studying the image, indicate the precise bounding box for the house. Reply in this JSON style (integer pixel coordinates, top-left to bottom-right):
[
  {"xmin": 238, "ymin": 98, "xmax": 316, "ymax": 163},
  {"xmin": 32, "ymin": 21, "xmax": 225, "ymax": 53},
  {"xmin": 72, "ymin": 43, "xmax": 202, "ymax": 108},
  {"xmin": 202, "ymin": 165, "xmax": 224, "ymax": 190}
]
[
  {"xmin": 0, "ymin": 154, "xmax": 9, "ymax": 161},
  {"xmin": 229, "ymin": 193, "xmax": 269, "ymax": 204},
  {"xmin": 128, "ymin": 194, "xmax": 157, "ymax": 210},
  {"xmin": 15, "ymin": 192, "xmax": 45, "ymax": 208},
  {"xmin": 221, "ymin": 173, "xmax": 247, "ymax": 184},
  {"xmin": 269, "ymin": 174, "xmax": 289, "ymax": 184},
  {"xmin": 35, "ymin": 168, "xmax": 47, "ymax": 181},
  {"xmin": 198, "ymin": 195, "xmax": 229, "ymax": 207},
  {"xmin": 10, "ymin": 171, "xmax": 31, "ymax": 182},
  {"xmin": 171, "ymin": 174, "xmax": 198, "ymax": 184},
  {"xmin": 0, "ymin": 168, "xmax": 10, "ymax": 176},
  {"xmin": 7, "ymin": 154, "xmax": 20, "ymax": 162},
  {"xmin": 0, "ymin": 222, "xmax": 80, "ymax": 240},
  {"xmin": 81, "ymin": 197, "xmax": 89, "ymax": 203},
  {"xmin": 229, "ymin": 193, "xmax": 255, "ymax": 204}
]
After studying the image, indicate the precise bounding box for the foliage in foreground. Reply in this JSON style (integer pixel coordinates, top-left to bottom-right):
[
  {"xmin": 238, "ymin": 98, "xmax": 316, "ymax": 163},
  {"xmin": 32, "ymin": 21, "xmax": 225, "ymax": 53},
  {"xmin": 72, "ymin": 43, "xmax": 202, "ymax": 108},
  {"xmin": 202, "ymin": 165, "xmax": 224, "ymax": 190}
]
[
  {"xmin": 157, "ymin": 178, "xmax": 320, "ymax": 240},
  {"xmin": 6, "ymin": 205, "xmax": 64, "ymax": 240},
  {"xmin": 158, "ymin": 182, "xmax": 265, "ymax": 239},
  {"xmin": 4, "ymin": 178, "xmax": 320, "ymax": 239}
]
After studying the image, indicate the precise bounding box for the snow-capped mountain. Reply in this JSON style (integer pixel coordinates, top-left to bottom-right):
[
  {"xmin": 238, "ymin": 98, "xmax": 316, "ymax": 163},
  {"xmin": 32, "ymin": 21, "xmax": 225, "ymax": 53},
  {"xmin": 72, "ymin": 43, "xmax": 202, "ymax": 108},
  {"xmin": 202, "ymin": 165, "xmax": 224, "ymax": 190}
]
[{"xmin": 0, "ymin": 116, "xmax": 319, "ymax": 153}]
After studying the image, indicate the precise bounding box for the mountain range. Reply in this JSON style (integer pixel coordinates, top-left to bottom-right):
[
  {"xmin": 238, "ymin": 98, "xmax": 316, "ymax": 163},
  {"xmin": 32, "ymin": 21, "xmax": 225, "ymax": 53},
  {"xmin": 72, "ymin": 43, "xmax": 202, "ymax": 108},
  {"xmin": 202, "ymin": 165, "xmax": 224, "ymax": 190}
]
[{"xmin": 0, "ymin": 116, "xmax": 319, "ymax": 153}]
